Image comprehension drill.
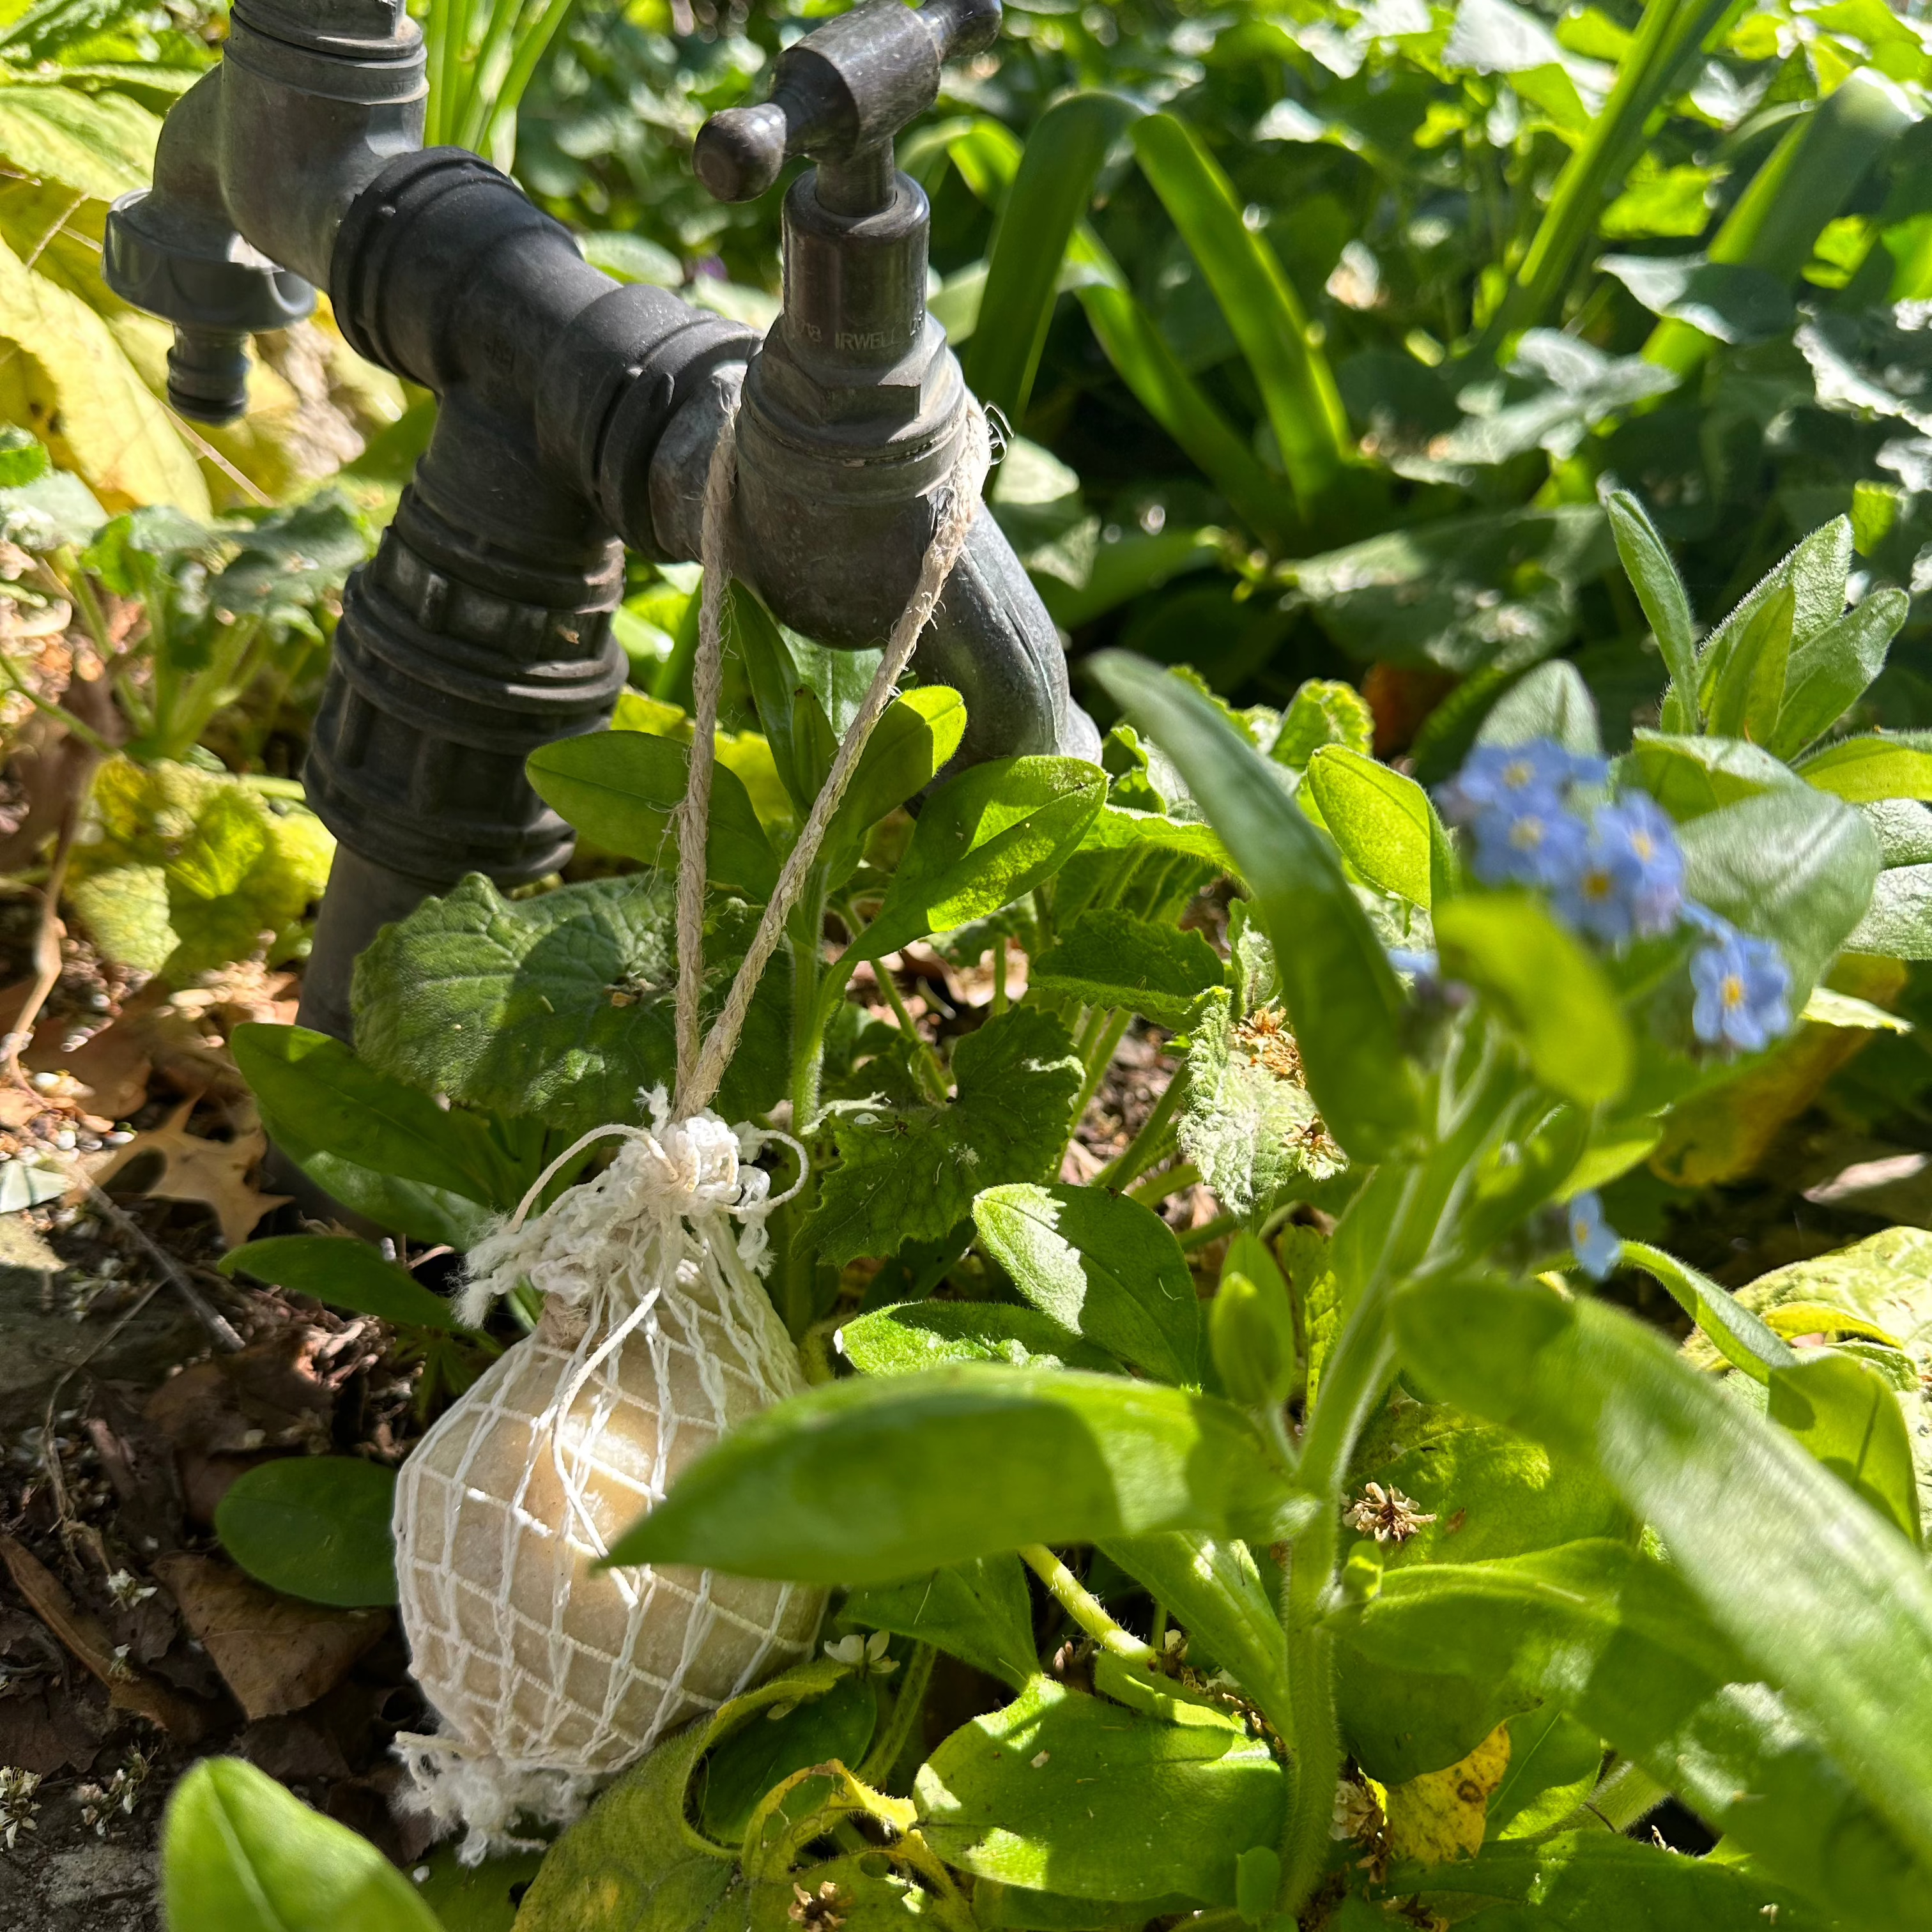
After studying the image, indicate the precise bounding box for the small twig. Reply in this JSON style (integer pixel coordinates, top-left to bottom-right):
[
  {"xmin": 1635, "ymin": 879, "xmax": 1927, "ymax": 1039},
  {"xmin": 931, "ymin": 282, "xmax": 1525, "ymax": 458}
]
[
  {"xmin": 80, "ymin": 1179, "xmax": 245, "ymax": 1354},
  {"xmin": 163, "ymin": 408, "xmax": 273, "ymax": 508},
  {"xmin": 3, "ymin": 786, "xmax": 84, "ymax": 1091}
]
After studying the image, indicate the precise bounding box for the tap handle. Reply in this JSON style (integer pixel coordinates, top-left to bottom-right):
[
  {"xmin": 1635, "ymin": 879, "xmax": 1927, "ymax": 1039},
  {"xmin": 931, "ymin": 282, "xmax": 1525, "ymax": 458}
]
[{"xmin": 694, "ymin": 0, "xmax": 998, "ymax": 206}]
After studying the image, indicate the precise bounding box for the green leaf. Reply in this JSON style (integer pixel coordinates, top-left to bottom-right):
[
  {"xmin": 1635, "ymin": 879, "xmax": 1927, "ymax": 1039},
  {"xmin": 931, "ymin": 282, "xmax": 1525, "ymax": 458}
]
[
  {"xmin": 1698, "ymin": 519, "xmax": 1853, "ymax": 715},
  {"xmin": 837, "ymin": 1300, "xmax": 1121, "ymax": 1377},
  {"xmin": 1705, "ymin": 581, "xmax": 1793, "ymax": 745},
  {"xmin": 68, "ymin": 759, "xmax": 334, "ymax": 981},
  {"xmin": 1028, "ymin": 909, "xmax": 1225, "ymax": 1027},
  {"xmin": 1389, "ymin": 1830, "xmax": 1827, "ymax": 1929},
  {"xmin": 1676, "ymin": 785, "xmax": 1882, "ymax": 994},
  {"xmin": 726, "ymin": 579, "xmax": 829, "ymax": 815},
  {"xmin": 162, "ymin": 1756, "xmax": 441, "ymax": 1932},
  {"xmin": 696, "ymin": 1673, "xmax": 877, "ymax": 1845},
  {"xmin": 1621, "ymin": 1241, "xmax": 1795, "ymax": 1384},
  {"xmin": 1092, "ymin": 652, "xmax": 1420, "ymax": 1161},
  {"xmin": 1624, "ymin": 732, "xmax": 1797, "ymax": 820},
  {"xmin": 411, "ymin": 1845, "xmax": 546, "ymax": 1932},
  {"xmin": 1476, "ymin": 659, "xmax": 1605, "ymax": 762},
  {"xmin": 1271, "ymin": 679, "xmax": 1374, "ymax": 772},
  {"xmin": 1798, "ymin": 733, "xmax": 1932, "ymax": 803},
  {"xmin": 822, "ymin": 686, "xmax": 969, "ymax": 885},
  {"xmin": 1307, "ymin": 745, "xmax": 1451, "ymax": 908},
  {"xmin": 1434, "ymin": 894, "xmax": 1633, "ymax": 1106},
  {"xmin": 857, "ymin": 757, "xmax": 1105, "ymax": 963},
  {"xmin": 1392, "ymin": 1275, "xmax": 1932, "ymax": 1880},
  {"xmin": 1131, "ymin": 114, "xmax": 1352, "ymax": 517},
  {"xmin": 914, "ymin": 1676, "xmax": 1285, "ymax": 1907},
  {"xmin": 608, "ymin": 1364, "xmax": 1309, "ymax": 1584},
  {"xmin": 972, "ymin": 1183, "xmax": 1204, "ymax": 1386},
  {"xmin": 966, "ymin": 91, "xmax": 1140, "ymax": 419},
  {"xmin": 1098, "ymin": 1533, "xmax": 1292, "ymax": 1736},
  {"xmin": 805, "ymin": 1008, "xmax": 1084, "ymax": 1268},
  {"xmin": 1488, "ymin": 1706, "xmax": 1604, "ymax": 1839},
  {"xmin": 526, "ymin": 730, "xmax": 778, "ymax": 899},
  {"xmin": 232, "ymin": 1023, "xmax": 503, "ymax": 1208},
  {"xmin": 220, "ymin": 1236, "xmax": 466, "ymax": 1332},
  {"xmin": 1340, "ymin": 1538, "xmax": 1923, "ymax": 1926},
  {"xmin": 844, "ymin": 1555, "xmax": 1040, "ymax": 1689},
  {"xmin": 351, "ymin": 875, "xmax": 786, "ymax": 1135},
  {"xmin": 1770, "ymin": 589, "xmax": 1908, "ymax": 759},
  {"xmin": 1602, "ymin": 487, "xmax": 1698, "ymax": 716},
  {"xmin": 0, "ymin": 82, "xmax": 158, "ymax": 202},
  {"xmin": 213, "ymin": 1458, "xmax": 397, "ymax": 1609},
  {"xmin": 1846, "ymin": 863, "xmax": 1932, "ymax": 959},
  {"xmin": 1768, "ymin": 1350, "xmax": 1922, "ymax": 1545}
]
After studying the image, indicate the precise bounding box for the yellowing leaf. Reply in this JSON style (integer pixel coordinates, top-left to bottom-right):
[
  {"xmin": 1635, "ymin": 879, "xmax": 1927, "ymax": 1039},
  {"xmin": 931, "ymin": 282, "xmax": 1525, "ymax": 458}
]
[
  {"xmin": 0, "ymin": 86, "xmax": 159, "ymax": 203},
  {"xmin": 1382, "ymin": 1722, "xmax": 1511, "ymax": 1866},
  {"xmin": 0, "ymin": 232, "xmax": 207, "ymax": 514},
  {"xmin": 1761, "ymin": 1302, "xmax": 1906, "ymax": 1348}
]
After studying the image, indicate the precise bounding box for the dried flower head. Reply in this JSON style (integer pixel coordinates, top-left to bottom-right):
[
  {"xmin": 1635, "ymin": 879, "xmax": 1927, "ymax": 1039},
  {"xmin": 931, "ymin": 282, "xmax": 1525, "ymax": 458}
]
[
  {"xmin": 1345, "ymin": 1481, "xmax": 1437, "ymax": 1545},
  {"xmin": 75, "ymin": 1747, "xmax": 153, "ymax": 1835},
  {"xmin": 0, "ymin": 1766, "xmax": 40, "ymax": 1848},
  {"xmin": 789, "ymin": 1880, "xmax": 847, "ymax": 1930},
  {"xmin": 1235, "ymin": 1006, "xmax": 1305, "ymax": 1084},
  {"xmin": 104, "ymin": 1568, "xmax": 155, "ymax": 1611},
  {"xmin": 1331, "ymin": 1774, "xmax": 1385, "ymax": 1843}
]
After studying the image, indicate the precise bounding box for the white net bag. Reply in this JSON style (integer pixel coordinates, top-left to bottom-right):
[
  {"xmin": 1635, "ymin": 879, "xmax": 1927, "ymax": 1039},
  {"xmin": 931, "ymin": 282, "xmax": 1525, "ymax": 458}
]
[
  {"xmin": 391, "ymin": 1098, "xmax": 822, "ymax": 1860},
  {"xmin": 388, "ymin": 392, "xmax": 993, "ymax": 1863}
]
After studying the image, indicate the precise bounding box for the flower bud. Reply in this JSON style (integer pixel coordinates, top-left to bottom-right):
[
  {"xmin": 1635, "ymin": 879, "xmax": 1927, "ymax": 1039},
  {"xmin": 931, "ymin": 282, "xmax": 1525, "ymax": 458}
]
[{"xmin": 1211, "ymin": 1267, "xmax": 1296, "ymax": 1409}]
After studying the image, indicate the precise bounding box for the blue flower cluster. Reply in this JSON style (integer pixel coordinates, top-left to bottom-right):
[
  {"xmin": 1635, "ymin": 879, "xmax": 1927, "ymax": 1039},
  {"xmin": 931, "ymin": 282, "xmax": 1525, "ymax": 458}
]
[{"xmin": 1434, "ymin": 741, "xmax": 1792, "ymax": 1054}]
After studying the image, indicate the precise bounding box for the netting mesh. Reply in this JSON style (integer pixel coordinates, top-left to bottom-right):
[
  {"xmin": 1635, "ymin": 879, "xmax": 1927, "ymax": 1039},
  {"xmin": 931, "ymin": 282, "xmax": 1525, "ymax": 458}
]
[{"xmin": 391, "ymin": 1102, "xmax": 824, "ymax": 1861}]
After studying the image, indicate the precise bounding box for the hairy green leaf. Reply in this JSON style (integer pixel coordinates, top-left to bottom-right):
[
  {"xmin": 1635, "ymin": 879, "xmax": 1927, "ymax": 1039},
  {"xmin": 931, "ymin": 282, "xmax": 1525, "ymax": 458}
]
[
  {"xmin": 1028, "ymin": 909, "xmax": 1225, "ymax": 1027},
  {"xmin": 836, "ymin": 1300, "xmax": 1120, "ymax": 1377}
]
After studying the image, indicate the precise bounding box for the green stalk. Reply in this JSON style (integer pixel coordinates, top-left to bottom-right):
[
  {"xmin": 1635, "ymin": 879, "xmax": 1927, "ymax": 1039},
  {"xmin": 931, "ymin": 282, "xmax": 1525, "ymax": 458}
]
[
  {"xmin": 457, "ymin": 0, "xmax": 526, "ymax": 153},
  {"xmin": 1129, "ymin": 1160, "xmax": 1199, "ymax": 1207},
  {"xmin": 1492, "ymin": 0, "xmax": 1742, "ymax": 346},
  {"xmin": 1069, "ymin": 1009, "xmax": 1131, "ymax": 1132},
  {"xmin": 434, "ymin": 0, "xmax": 477, "ymax": 152},
  {"xmin": 1096, "ymin": 1068, "xmax": 1186, "ymax": 1191},
  {"xmin": 857, "ymin": 1643, "xmax": 936, "ymax": 1788},
  {"xmin": 873, "ymin": 957, "xmax": 949, "ymax": 1101},
  {"xmin": 0, "ymin": 654, "xmax": 114, "ymax": 753},
  {"xmin": 479, "ymin": 0, "xmax": 579, "ymax": 158},
  {"xmin": 1021, "ymin": 1545, "xmax": 1156, "ymax": 1660}
]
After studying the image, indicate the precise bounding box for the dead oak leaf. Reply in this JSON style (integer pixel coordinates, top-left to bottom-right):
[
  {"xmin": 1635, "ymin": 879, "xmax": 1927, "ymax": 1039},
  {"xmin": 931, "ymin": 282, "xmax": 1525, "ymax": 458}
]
[{"xmin": 75, "ymin": 1098, "xmax": 286, "ymax": 1248}]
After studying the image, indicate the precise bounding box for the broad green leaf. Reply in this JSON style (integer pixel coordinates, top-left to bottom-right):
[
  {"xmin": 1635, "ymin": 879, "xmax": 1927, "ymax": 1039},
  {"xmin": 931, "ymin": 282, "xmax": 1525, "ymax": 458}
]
[
  {"xmin": 1340, "ymin": 1539, "xmax": 1923, "ymax": 1926},
  {"xmin": 1698, "ymin": 519, "xmax": 1852, "ymax": 714},
  {"xmin": 1028, "ymin": 909, "xmax": 1224, "ymax": 1027},
  {"xmin": 857, "ymin": 758, "xmax": 1105, "ymax": 963},
  {"xmin": 0, "ymin": 227, "xmax": 207, "ymax": 516},
  {"xmin": 1602, "ymin": 487, "xmax": 1698, "ymax": 717},
  {"xmin": 1475, "ymin": 658, "xmax": 1605, "ymax": 762},
  {"xmin": 805, "ymin": 1008, "xmax": 1083, "ymax": 1268},
  {"xmin": 1132, "ymin": 114, "xmax": 1351, "ymax": 516},
  {"xmin": 1676, "ymin": 785, "xmax": 1881, "ymax": 994},
  {"xmin": 1098, "ymin": 1533, "xmax": 1292, "ymax": 1735},
  {"xmin": 351, "ymin": 875, "xmax": 786, "ymax": 1135},
  {"xmin": 232, "ymin": 1023, "xmax": 503, "ymax": 1208},
  {"xmin": 260, "ymin": 1131, "xmax": 498, "ymax": 1252},
  {"xmin": 1389, "ymin": 1830, "xmax": 1826, "ymax": 1929},
  {"xmin": 162, "ymin": 1756, "xmax": 441, "ymax": 1932},
  {"xmin": 1768, "ymin": 1351, "xmax": 1922, "ymax": 1545},
  {"xmin": 0, "ymin": 84, "xmax": 158, "ymax": 199},
  {"xmin": 1772, "ymin": 589, "xmax": 1908, "ymax": 759},
  {"xmin": 838, "ymin": 1298, "xmax": 1121, "ymax": 1377},
  {"xmin": 1271, "ymin": 678, "xmax": 1374, "ymax": 772},
  {"xmin": 1075, "ymin": 804, "xmax": 1230, "ymax": 867},
  {"xmin": 844, "ymin": 1555, "xmax": 1040, "ymax": 1689},
  {"xmin": 1798, "ymin": 733, "xmax": 1932, "ymax": 802},
  {"xmin": 1392, "ymin": 1275, "xmax": 1932, "ymax": 1877},
  {"xmin": 411, "ymin": 1845, "xmax": 546, "ymax": 1932},
  {"xmin": 1092, "ymin": 653, "xmax": 1420, "ymax": 1160},
  {"xmin": 68, "ymin": 758, "xmax": 334, "ymax": 981},
  {"xmin": 1624, "ymin": 732, "xmax": 1796, "ymax": 819},
  {"xmin": 972, "ymin": 1183, "xmax": 1204, "ymax": 1386},
  {"xmin": 1307, "ymin": 745, "xmax": 1450, "ymax": 908},
  {"xmin": 220, "ymin": 1235, "xmax": 466, "ymax": 1332},
  {"xmin": 1845, "ymin": 862, "xmax": 1932, "ymax": 959},
  {"xmin": 1434, "ymin": 895, "xmax": 1632, "ymax": 1106},
  {"xmin": 1705, "ymin": 581, "xmax": 1793, "ymax": 745},
  {"xmin": 914, "ymin": 1676, "xmax": 1284, "ymax": 1907},
  {"xmin": 213, "ymin": 1458, "xmax": 398, "ymax": 1609},
  {"xmin": 967, "ymin": 91, "xmax": 1140, "ymax": 418},
  {"xmin": 1489, "ymin": 1706, "xmax": 1604, "ymax": 1839},
  {"xmin": 526, "ymin": 730, "xmax": 778, "ymax": 899},
  {"xmin": 696, "ymin": 1673, "xmax": 877, "ymax": 1844},
  {"xmin": 822, "ymin": 685, "xmax": 969, "ymax": 885},
  {"xmin": 1683, "ymin": 1227, "xmax": 1932, "ymax": 1544},
  {"xmin": 608, "ymin": 1365, "xmax": 1309, "ymax": 1584}
]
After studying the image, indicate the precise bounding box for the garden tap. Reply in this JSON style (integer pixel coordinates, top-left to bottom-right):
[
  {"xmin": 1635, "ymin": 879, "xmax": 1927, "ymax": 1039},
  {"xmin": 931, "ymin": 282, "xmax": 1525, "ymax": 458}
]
[{"xmin": 102, "ymin": 0, "xmax": 1094, "ymax": 1045}]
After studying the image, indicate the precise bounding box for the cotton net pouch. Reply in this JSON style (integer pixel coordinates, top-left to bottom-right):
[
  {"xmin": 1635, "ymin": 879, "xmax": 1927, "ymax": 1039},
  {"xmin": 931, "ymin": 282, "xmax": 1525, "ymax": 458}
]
[{"xmin": 390, "ymin": 1096, "xmax": 824, "ymax": 1861}]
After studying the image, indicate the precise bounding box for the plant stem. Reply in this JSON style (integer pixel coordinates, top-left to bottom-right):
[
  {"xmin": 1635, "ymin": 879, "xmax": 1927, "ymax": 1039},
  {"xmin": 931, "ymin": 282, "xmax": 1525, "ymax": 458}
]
[
  {"xmin": 1096, "ymin": 1067, "xmax": 1186, "ymax": 1192},
  {"xmin": 1178, "ymin": 1206, "xmax": 1235, "ymax": 1250},
  {"xmin": 0, "ymin": 653, "xmax": 114, "ymax": 753},
  {"xmin": 857, "ymin": 1643, "xmax": 936, "ymax": 1788},
  {"xmin": 991, "ymin": 935, "xmax": 1008, "ymax": 1016},
  {"xmin": 1128, "ymin": 1159, "xmax": 1200, "ymax": 1208},
  {"xmin": 874, "ymin": 954, "xmax": 949, "ymax": 1100},
  {"xmin": 1070, "ymin": 1009, "xmax": 1131, "ymax": 1132},
  {"xmin": 1020, "ymin": 1544, "xmax": 1154, "ymax": 1660}
]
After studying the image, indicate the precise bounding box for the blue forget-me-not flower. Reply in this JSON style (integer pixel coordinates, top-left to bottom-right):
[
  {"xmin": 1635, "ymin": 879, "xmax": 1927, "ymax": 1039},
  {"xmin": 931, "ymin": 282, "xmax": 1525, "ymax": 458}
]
[
  {"xmin": 1554, "ymin": 793, "xmax": 1685, "ymax": 944},
  {"xmin": 1690, "ymin": 923, "xmax": 1791, "ymax": 1054},
  {"xmin": 1436, "ymin": 742, "xmax": 1606, "ymax": 826},
  {"xmin": 1567, "ymin": 1190, "xmax": 1622, "ymax": 1280}
]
